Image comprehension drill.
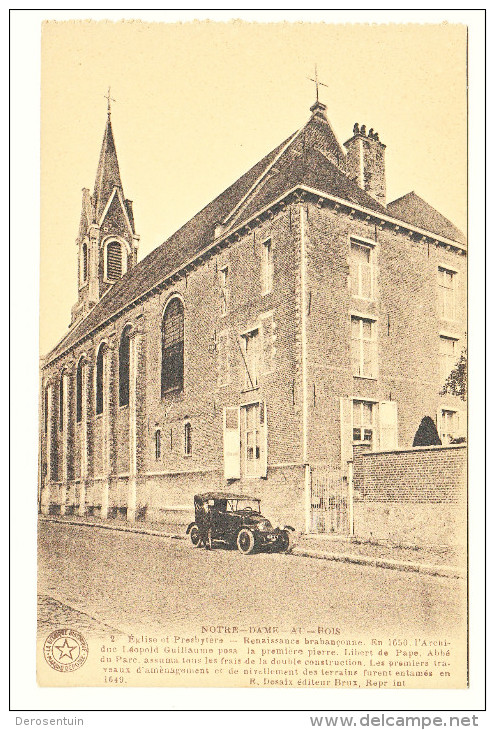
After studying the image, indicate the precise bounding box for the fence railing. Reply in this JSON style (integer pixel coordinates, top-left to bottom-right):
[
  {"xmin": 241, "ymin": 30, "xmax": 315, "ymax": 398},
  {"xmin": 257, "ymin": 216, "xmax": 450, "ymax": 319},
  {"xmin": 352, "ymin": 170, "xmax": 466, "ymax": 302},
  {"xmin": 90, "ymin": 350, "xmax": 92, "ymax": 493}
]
[{"xmin": 309, "ymin": 466, "xmax": 349, "ymax": 534}]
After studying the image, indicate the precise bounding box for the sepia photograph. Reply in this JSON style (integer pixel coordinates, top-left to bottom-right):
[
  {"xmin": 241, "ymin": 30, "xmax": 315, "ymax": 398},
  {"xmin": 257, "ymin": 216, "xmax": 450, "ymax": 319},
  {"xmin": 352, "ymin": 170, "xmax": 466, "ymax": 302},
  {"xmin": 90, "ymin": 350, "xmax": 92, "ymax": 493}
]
[{"xmin": 8, "ymin": 7, "xmax": 487, "ymax": 719}]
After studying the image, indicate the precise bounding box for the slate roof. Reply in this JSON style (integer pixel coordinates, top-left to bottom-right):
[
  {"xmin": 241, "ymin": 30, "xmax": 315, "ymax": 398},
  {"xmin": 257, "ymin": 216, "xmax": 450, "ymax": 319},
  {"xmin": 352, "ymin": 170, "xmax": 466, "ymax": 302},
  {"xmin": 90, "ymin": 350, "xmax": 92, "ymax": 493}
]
[
  {"xmin": 387, "ymin": 191, "xmax": 466, "ymax": 246},
  {"xmin": 44, "ymin": 106, "xmax": 464, "ymax": 364}
]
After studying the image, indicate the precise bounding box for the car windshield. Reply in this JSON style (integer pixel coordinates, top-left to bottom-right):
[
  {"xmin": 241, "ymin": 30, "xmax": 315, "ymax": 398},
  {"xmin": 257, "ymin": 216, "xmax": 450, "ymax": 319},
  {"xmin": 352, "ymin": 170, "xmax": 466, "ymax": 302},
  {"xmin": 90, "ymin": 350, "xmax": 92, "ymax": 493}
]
[{"xmin": 226, "ymin": 499, "xmax": 260, "ymax": 513}]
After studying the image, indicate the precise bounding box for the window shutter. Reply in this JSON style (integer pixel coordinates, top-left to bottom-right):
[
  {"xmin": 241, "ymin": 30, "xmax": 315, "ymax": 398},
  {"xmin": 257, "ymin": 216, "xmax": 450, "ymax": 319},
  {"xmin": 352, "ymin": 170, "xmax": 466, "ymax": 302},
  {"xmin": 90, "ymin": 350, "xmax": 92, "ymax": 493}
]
[
  {"xmin": 259, "ymin": 401, "xmax": 268, "ymax": 478},
  {"xmin": 260, "ymin": 312, "xmax": 275, "ymax": 374},
  {"xmin": 223, "ymin": 406, "xmax": 240, "ymax": 480},
  {"xmin": 379, "ymin": 401, "xmax": 398, "ymax": 450},
  {"xmin": 340, "ymin": 397, "xmax": 353, "ymax": 474}
]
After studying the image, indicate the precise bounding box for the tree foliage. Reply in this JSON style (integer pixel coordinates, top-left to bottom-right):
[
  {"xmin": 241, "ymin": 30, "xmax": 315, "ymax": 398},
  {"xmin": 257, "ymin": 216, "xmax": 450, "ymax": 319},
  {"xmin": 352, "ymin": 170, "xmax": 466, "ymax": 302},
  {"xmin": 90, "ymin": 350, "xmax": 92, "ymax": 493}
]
[{"xmin": 440, "ymin": 348, "xmax": 467, "ymax": 401}]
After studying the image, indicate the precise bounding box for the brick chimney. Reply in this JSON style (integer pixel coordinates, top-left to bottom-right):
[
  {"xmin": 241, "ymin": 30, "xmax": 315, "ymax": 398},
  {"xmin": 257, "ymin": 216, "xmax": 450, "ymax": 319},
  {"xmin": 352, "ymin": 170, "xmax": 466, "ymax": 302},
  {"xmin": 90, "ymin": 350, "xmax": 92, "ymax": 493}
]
[{"xmin": 344, "ymin": 123, "xmax": 386, "ymax": 204}]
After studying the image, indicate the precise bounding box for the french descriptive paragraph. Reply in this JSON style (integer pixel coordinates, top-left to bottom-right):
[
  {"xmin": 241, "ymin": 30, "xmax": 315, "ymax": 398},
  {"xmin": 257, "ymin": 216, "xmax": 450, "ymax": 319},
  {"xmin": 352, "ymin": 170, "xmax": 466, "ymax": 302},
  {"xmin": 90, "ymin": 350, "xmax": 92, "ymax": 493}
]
[{"xmin": 90, "ymin": 626, "xmax": 465, "ymax": 688}]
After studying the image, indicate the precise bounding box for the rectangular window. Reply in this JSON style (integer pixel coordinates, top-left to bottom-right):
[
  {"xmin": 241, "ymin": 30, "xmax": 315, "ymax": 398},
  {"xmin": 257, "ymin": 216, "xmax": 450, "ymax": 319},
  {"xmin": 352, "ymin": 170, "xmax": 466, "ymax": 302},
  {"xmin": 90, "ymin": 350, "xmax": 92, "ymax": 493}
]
[
  {"xmin": 352, "ymin": 400, "xmax": 374, "ymax": 443},
  {"xmin": 350, "ymin": 239, "xmax": 374, "ymax": 299},
  {"xmin": 439, "ymin": 335, "xmax": 458, "ymax": 382},
  {"xmin": 439, "ymin": 409, "xmax": 459, "ymax": 444},
  {"xmin": 220, "ymin": 266, "xmax": 229, "ymax": 315},
  {"xmin": 351, "ymin": 316, "xmax": 377, "ymax": 378},
  {"xmin": 261, "ymin": 239, "xmax": 274, "ymax": 295},
  {"xmin": 155, "ymin": 430, "xmax": 161, "ymax": 460},
  {"xmin": 242, "ymin": 329, "xmax": 260, "ymax": 389},
  {"xmin": 437, "ymin": 267, "xmax": 456, "ymax": 320}
]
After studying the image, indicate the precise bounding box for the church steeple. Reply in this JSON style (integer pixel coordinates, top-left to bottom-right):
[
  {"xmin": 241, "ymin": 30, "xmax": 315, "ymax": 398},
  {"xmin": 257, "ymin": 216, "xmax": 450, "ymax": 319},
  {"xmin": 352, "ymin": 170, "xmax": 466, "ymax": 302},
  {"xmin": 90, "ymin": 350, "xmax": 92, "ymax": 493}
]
[
  {"xmin": 93, "ymin": 113, "xmax": 124, "ymax": 220},
  {"xmin": 71, "ymin": 99, "xmax": 139, "ymax": 327}
]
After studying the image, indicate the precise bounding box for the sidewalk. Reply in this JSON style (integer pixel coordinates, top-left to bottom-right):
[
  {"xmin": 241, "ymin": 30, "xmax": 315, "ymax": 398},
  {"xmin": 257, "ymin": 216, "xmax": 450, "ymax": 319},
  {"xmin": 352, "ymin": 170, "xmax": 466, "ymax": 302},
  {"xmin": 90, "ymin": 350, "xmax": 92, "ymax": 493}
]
[{"xmin": 39, "ymin": 514, "xmax": 465, "ymax": 579}]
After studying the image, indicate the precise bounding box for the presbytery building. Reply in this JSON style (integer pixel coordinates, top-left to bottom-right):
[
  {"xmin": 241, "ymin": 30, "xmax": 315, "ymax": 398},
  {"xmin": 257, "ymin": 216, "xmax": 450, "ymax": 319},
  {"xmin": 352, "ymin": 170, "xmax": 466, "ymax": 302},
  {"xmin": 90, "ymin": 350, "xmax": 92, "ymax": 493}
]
[{"xmin": 39, "ymin": 97, "xmax": 466, "ymax": 532}]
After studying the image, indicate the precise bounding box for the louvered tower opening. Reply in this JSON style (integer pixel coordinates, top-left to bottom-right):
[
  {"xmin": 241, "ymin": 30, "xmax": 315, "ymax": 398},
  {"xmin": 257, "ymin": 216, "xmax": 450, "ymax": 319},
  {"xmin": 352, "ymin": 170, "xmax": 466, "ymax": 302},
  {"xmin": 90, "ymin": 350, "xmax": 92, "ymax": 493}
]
[{"xmin": 107, "ymin": 241, "xmax": 123, "ymax": 280}]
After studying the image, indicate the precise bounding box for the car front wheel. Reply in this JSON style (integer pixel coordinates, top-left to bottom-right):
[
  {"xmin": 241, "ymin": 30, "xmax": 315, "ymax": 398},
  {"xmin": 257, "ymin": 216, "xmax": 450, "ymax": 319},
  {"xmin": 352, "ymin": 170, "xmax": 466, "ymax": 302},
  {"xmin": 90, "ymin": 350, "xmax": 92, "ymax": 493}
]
[
  {"xmin": 277, "ymin": 530, "xmax": 291, "ymax": 553},
  {"xmin": 237, "ymin": 528, "xmax": 257, "ymax": 555},
  {"xmin": 190, "ymin": 524, "xmax": 202, "ymax": 547}
]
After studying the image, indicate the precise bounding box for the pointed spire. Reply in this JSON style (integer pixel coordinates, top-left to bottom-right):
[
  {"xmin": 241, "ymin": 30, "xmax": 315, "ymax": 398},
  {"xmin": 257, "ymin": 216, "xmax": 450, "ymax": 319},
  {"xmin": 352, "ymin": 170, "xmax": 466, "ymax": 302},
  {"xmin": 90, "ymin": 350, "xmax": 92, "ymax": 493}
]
[{"xmin": 93, "ymin": 112, "xmax": 123, "ymax": 220}]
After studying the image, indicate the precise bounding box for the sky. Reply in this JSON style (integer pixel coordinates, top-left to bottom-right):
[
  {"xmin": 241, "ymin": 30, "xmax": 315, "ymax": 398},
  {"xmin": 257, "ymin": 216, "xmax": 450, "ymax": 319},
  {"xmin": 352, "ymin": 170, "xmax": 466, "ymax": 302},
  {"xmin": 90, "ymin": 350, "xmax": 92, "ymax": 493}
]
[{"xmin": 40, "ymin": 20, "xmax": 467, "ymax": 354}]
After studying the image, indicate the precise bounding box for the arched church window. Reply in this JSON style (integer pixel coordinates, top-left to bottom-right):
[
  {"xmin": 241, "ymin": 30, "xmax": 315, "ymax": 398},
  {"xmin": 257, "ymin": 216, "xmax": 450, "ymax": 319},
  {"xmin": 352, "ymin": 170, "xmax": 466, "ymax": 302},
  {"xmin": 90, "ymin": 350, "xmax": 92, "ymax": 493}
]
[
  {"xmin": 96, "ymin": 344, "xmax": 105, "ymax": 415},
  {"xmin": 155, "ymin": 430, "xmax": 161, "ymax": 460},
  {"xmin": 76, "ymin": 359, "xmax": 84, "ymax": 423},
  {"xmin": 119, "ymin": 326, "xmax": 131, "ymax": 407},
  {"xmin": 107, "ymin": 241, "xmax": 123, "ymax": 281},
  {"xmin": 161, "ymin": 298, "xmax": 184, "ymax": 396},
  {"xmin": 82, "ymin": 243, "xmax": 88, "ymax": 283}
]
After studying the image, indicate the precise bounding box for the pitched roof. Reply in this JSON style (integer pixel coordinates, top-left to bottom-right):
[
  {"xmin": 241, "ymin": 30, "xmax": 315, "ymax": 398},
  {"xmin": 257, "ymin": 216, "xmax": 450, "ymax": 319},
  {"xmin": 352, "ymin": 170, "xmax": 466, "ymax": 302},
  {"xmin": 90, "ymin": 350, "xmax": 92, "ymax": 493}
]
[
  {"xmin": 44, "ymin": 106, "xmax": 462, "ymax": 364},
  {"xmin": 387, "ymin": 191, "xmax": 466, "ymax": 246}
]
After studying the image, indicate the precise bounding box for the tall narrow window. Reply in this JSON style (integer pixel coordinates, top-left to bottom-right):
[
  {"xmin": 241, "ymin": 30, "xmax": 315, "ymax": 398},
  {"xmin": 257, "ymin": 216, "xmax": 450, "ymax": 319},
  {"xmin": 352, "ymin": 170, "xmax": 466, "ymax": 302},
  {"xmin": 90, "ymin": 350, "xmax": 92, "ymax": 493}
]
[
  {"xmin": 437, "ymin": 267, "xmax": 456, "ymax": 320},
  {"xmin": 76, "ymin": 359, "xmax": 84, "ymax": 423},
  {"xmin": 82, "ymin": 243, "xmax": 88, "ymax": 283},
  {"xmin": 261, "ymin": 239, "xmax": 274, "ymax": 295},
  {"xmin": 107, "ymin": 241, "xmax": 123, "ymax": 281},
  {"xmin": 59, "ymin": 373, "xmax": 65, "ymax": 431},
  {"xmin": 96, "ymin": 344, "xmax": 105, "ymax": 415},
  {"xmin": 243, "ymin": 403, "xmax": 261, "ymax": 477},
  {"xmin": 219, "ymin": 266, "xmax": 229, "ymax": 315},
  {"xmin": 350, "ymin": 239, "xmax": 373, "ymax": 299},
  {"xmin": 161, "ymin": 298, "xmax": 184, "ymax": 396},
  {"xmin": 242, "ymin": 328, "xmax": 260, "ymax": 389},
  {"xmin": 44, "ymin": 386, "xmax": 49, "ymax": 434},
  {"xmin": 439, "ymin": 335, "xmax": 458, "ymax": 382},
  {"xmin": 184, "ymin": 422, "xmax": 192, "ymax": 456},
  {"xmin": 351, "ymin": 316, "xmax": 377, "ymax": 378},
  {"xmin": 155, "ymin": 430, "xmax": 161, "ymax": 460},
  {"xmin": 119, "ymin": 326, "xmax": 131, "ymax": 407},
  {"xmin": 439, "ymin": 409, "xmax": 459, "ymax": 444}
]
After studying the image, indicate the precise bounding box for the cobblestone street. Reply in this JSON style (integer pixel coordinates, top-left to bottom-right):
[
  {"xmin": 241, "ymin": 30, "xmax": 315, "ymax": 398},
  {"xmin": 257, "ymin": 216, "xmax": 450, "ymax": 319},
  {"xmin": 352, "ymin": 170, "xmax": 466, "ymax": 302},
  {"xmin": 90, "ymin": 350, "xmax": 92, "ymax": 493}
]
[{"xmin": 38, "ymin": 520, "xmax": 466, "ymax": 638}]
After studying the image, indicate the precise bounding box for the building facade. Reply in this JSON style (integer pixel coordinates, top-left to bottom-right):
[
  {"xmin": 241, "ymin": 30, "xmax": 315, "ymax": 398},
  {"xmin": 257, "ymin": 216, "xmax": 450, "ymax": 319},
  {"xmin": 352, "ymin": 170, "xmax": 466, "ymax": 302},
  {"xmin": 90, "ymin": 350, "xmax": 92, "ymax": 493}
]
[{"xmin": 39, "ymin": 99, "xmax": 467, "ymax": 533}]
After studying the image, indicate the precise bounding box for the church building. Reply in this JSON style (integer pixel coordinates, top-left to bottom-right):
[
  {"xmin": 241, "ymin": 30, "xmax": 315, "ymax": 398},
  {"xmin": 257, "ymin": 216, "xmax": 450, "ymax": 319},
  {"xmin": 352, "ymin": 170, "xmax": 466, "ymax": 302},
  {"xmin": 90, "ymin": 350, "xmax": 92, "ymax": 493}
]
[{"xmin": 39, "ymin": 95, "xmax": 467, "ymax": 533}]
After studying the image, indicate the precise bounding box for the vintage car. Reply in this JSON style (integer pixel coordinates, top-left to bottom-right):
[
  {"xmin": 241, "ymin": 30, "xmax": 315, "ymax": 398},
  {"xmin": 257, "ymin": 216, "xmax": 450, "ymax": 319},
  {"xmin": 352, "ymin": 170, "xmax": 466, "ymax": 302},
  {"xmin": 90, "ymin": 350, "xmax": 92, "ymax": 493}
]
[{"xmin": 186, "ymin": 492, "xmax": 295, "ymax": 555}]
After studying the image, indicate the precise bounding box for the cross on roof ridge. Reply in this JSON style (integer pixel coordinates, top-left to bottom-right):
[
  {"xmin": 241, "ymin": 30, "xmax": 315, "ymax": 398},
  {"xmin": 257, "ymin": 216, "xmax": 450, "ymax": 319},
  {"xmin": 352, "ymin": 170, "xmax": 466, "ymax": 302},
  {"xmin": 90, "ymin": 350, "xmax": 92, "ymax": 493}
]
[{"xmin": 307, "ymin": 64, "xmax": 328, "ymax": 104}]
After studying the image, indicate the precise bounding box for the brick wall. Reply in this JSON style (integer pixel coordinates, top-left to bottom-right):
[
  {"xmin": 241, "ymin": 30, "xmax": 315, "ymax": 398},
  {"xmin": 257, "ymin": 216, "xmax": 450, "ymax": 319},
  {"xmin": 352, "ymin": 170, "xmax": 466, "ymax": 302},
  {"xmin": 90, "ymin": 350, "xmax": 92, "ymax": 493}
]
[
  {"xmin": 352, "ymin": 445, "xmax": 467, "ymax": 547},
  {"xmin": 353, "ymin": 444, "xmax": 466, "ymax": 502}
]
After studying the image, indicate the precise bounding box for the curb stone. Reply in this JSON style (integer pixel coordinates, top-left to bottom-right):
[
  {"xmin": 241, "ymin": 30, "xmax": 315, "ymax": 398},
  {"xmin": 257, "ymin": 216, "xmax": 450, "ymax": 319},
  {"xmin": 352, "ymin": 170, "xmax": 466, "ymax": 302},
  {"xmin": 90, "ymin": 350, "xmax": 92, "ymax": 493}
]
[{"xmin": 39, "ymin": 516, "xmax": 464, "ymax": 579}]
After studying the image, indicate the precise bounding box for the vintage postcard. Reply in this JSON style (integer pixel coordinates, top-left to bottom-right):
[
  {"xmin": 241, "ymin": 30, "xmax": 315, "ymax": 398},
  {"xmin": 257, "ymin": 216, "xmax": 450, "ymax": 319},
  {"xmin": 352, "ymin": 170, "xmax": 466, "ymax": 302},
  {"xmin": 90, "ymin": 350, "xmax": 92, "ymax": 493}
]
[{"xmin": 29, "ymin": 13, "xmax": 480, "ymax": 701}]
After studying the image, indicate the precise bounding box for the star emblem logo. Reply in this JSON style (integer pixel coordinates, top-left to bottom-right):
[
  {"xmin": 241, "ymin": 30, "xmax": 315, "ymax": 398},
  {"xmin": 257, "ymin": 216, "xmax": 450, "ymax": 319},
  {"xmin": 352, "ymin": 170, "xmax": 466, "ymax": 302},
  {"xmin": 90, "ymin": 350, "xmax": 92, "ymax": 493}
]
[{"xmin": 54, "ymin": 638, "xmax": 78, "ymax": 661}]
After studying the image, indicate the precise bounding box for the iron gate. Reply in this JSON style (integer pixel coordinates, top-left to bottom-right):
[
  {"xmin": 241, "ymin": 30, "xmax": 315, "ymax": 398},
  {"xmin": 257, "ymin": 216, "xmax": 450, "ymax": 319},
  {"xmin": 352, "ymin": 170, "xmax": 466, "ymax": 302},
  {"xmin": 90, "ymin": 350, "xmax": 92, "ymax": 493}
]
[{"xmin": 310, "ymin": 466, "xmax": 349, "ymax": 534}]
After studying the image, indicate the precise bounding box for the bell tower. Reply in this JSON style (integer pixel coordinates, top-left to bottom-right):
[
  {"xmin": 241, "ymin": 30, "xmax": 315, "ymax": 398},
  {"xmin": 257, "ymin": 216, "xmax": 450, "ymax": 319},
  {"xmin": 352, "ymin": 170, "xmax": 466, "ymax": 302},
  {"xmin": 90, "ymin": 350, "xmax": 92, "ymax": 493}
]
[{"xmin": 71, "ymin": 92, "xmax": 139, "ymax": 326}]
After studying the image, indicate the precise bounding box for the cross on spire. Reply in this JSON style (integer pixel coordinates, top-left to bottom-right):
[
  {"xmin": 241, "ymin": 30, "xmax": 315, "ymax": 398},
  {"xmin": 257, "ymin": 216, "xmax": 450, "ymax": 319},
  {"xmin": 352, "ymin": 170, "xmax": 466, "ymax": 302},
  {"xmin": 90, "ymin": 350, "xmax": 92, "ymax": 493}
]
[
  {"xmin": 307, "ymin": 64, "xmax": 328, "ymax": 104},
  {"xmin": 104, "ymin": 86, "xmax": 116, "ymax": 116}
]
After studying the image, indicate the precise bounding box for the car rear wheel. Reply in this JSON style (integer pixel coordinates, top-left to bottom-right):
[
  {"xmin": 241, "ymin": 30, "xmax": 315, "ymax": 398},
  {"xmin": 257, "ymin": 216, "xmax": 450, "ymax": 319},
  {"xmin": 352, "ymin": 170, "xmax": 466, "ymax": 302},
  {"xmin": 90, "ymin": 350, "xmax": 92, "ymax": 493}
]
[
  {"xmin": 237, "ymin": 528, "xmax": 257, "ymax": 555},
  {"xmin": 190, "ymin": 524, "xmax": 202, "ymax": 547}
]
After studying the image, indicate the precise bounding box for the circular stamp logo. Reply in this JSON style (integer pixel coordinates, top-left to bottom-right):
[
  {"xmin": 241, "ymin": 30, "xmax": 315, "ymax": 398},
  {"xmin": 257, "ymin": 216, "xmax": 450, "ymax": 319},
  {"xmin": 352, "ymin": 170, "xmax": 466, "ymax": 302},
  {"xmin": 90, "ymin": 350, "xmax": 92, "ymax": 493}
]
[{"xmin": 43, "ymin": 628, "xmax": 88, "ymax": 672}]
